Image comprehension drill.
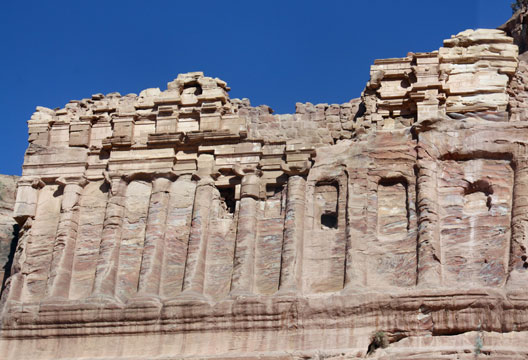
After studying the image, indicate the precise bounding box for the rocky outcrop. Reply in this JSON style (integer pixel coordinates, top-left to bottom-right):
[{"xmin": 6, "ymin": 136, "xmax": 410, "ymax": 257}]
[
  {"xmin": 0, "ymin": 175, "xmax": 18, "ymax": 293},
  {"xmin": 2, "ymin": 18, "xmax": 528, "ymax": 360},
  {"xmin": 500, "ymin": 8, "xmax": 528, "ymax": 53}
]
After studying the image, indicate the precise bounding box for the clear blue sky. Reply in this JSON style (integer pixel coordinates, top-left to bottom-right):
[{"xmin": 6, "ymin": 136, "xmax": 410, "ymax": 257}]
[{"xmin": 0, "ymin": 0, "xmax": 512, "ymax": 175}]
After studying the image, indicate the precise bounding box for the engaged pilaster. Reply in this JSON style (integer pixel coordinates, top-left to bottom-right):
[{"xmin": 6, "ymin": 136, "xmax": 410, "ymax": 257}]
[
  {"xmin": 230, "ymin": 165, "xmax": 261, "ymax": 296},
  {"xmin": 508, "ymin": 155, "xmax": 528, "ymax": 287},
  {"xmin": 13, "ymin": 177, "xmax": 44, "ymax": 224},
  {"xmin": 6, "ymin": 177, "xmax": 44, "ymax": 303},
  {"xmin": 136, "ymin": 176, "xmax": 173, "ymax": 298},
  {"xmin": 90, "ymin": 172, "xmax": 127, "ymax": 302},
  {"xmin": 416, "ymin": 159, "xmax": 442, "ymax": 287},
  {"xmin": 46, "ymin": 176, "xmax": 88, "ymax": 300},
  {"xmin": 160, "ymin": 174, "xmax": 196, "ymax": 298},
  {"xmin": 181, "ymin": 155, "xmax": 218, "ymax": 298},
  {"xmin": 277, "ymin": 161, "xmax": 310, "ymax": 294}
]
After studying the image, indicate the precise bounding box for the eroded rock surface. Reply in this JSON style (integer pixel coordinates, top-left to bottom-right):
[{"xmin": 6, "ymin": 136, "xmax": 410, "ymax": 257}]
[
  {"xmin": 3, "ymin": 12, "xmax": 528, "ymax": 360},
  {"xmin": 0, "ymin": 175, "xmax": 18, "ymax": 292}
]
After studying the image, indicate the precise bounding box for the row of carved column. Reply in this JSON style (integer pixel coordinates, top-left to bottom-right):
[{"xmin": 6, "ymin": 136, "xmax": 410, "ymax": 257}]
[
  {"xmin": 8, "ymin": 163, "xmax": 311, "ymax": 304},
  {"xmin": 10, "ymin": 153, "xmax": 528, "ymax": 304}
]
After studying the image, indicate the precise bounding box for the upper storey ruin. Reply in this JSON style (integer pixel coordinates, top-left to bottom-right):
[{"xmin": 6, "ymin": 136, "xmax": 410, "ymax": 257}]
[
  {"xmin": 25, "ymin": 28, "xmax": 519, "ymax": 151},
  {"xmin": 3, "ymin": 21, "xmax": 528, "ymax": 359}
]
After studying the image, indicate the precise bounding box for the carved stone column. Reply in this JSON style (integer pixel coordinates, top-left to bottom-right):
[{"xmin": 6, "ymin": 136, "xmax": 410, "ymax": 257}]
[
  {"xmin": 6, "ymin": 177, "xmax": 44, "ymax": 303},
  {"xmin": 160, "ymin": 174, "xmax": 195, "ymax": 298},
  {"xmin": 4, "ymin": 218, "xmax": 33, "ymax": 304},
  {"xmin": 508, "ymin": 156, "xmax": 528, "ymax": 287},
  {"xmin": 13, "ymin": 177, "xmax": 44, "ymax": 223},
  {"xmin": 136, "ymin": 176, "xmax": 172, "ymax": 298},
  {"xmin": 230, "ymin": 166, "xmax": 261, "ymax": 295},
  {"xmin": 46, "ymin": 176, "xmax": 87, "ymax": 300},
  {"xmin": 181, "ymin": 155, "xmax": 218, "ymax": 297},
  {"xmin": 416, "ymin": 158, "xmax": 442, "ymax": 287},
  {"xmin": 277, "ymin": 161, "xmax": 309, "ymax": 294},
  {"xmin": 90, "ymin": 173, "xmax": 127, "ymax": 301}
]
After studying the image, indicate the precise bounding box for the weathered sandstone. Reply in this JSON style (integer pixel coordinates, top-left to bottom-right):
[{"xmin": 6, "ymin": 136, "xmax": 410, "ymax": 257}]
[
  {"xmin": 0, "ymin": 175, "xmax": 18, "ymax": 292},
  {"xmin": 2, "ymin": 12, "xmax": 528, "ymax": 360}
]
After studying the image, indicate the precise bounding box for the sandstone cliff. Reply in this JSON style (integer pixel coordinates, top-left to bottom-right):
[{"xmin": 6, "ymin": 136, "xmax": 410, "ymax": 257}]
[
  {"xmin": 2, "ymin": 10, "xmax": 528, "ymax": 360},
  {"xmin": 0, "ymin": 175, "xmax": 18, "ymax": 293}
]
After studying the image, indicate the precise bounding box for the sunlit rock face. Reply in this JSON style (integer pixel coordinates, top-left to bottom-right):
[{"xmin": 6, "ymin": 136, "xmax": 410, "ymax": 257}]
[
  {"xmin": 3, "ymin": 13, "xmax": 528, "ymax": 359},
  {"xmin": 0, "ymin": 175, "xmax": 18, "ymax": 291}
]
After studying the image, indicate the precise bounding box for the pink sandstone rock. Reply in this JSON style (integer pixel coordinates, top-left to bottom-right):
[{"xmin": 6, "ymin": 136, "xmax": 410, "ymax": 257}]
[
  {"xmin": 0, "ymin": 175, "xmax": 18, "ymax": 290},
  {"xmin": 3, "ymin": 11, "xmax": 528, "ymax": 360}
]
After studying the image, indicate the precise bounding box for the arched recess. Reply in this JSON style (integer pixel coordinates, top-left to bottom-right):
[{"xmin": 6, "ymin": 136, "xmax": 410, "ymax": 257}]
[{"xmin": 303, "ymin": 173, "xmax": 348, "ymax": 293}]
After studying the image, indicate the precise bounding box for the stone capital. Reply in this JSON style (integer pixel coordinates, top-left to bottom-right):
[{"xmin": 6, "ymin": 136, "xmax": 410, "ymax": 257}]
[
  {"xmin": 514, "ymin": 143, "xmax": 528, "ymax": 165},
  {"xmin": 514, "ymin": 154, "xmax": 528, "ymax": 169},
  {"xmin": 191, "ymin": 170, "xmax": 220, "ymax": 185},
  {"xmin": 103, "ymin": 171, "xmax": 125, "ymax": 183},
  {"xmin": 31, "ymin": 178, "xmax": 46, "ymax": 189},
  {"xmin": 103, "ymin": 171, "xmax": 127, "ymax": 196},
  {"xmin": 56, "ymin": 176, "xmax": 89, "ymax": 188},
  {"xmin": 233, "ymin": 164, "xmax": 262, "ymax": 178},
  {"xmin": 192, "ymin": 154, "xmax": 219, "ymax": 185},
  {"xmin": 281, "ymin": 160, "xmax": 311, "ymax": 176},
  {"xmin": 233, "ymin": 164, "xmax": 262, "ymax": 199},
  {"xmin": 151, "ymin": 176, "xmax": 173, "ymax": 192},
  {"xmin": 17, "ymin": 176, "xmax": 45, "ymax": 189}
]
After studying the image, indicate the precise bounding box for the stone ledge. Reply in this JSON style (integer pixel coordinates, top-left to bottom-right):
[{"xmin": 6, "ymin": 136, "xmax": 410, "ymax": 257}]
[{"xmin": 2, "ymin": 288, "xmax": 528, "ymax": 338}]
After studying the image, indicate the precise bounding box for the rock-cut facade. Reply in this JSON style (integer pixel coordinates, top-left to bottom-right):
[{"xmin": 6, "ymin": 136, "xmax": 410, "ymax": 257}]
[{"xmin": 2, "ymin": 11, "xmax": 528, "ymax": 360}]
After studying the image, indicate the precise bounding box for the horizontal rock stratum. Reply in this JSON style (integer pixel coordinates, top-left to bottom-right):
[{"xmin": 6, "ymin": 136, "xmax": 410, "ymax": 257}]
[{"xmin": 3, "ymin": 11, "xmax": 528, "ymax": 360}]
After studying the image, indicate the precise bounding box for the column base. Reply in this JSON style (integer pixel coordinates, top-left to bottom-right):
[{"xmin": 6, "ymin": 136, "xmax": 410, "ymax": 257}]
[
  {"xmin": 126, "ymin": 294, "xmax": 163, "ymax": 309},
  {"xmin": 165, "ymin": 290, "xmax": 210, "ymax": 305},
  {"xmin": 229, "ymin": 290, "xmax": 255, "ymax": 299},
  {"xmin": 85, "ymin": 293, "xmax": 124, "ymax": 308},
  {"xmin": 274, "ymin": 288, "xmax": 299, "ymax": 297}
]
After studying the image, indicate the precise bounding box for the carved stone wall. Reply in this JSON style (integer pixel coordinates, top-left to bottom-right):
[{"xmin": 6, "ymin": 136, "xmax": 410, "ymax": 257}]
[
  {"xmin": 0, "ymin": 175, "xmax": 18, "ymax": 292},
  {"xmin": 2, "ymin": 22, "xmax": 528, "ymax": 359}
]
